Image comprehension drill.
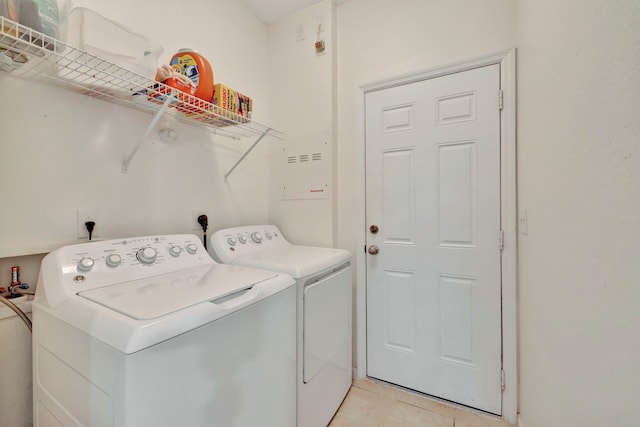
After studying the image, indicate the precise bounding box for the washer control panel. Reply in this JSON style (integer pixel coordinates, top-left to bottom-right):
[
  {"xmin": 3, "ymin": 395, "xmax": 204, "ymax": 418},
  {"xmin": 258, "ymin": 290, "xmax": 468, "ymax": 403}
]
[
  {"xmin": 68, "ymin": 235, "xmax": 206, "ymax": 272},
  {"xmin": 37, "ymin": 234, "xmax": 214, "ymax": 308},
  {"xmin": 209, "ymin": 225, "xmax": 288, "ymax": 264},
  {"xmin": 52, "ymin": 234, "xmax": 211, "ymax": 282}
]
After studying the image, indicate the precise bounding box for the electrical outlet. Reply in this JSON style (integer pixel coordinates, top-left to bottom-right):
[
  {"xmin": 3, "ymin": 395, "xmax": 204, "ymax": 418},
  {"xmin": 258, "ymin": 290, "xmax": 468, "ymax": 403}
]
[
  {"xmin": 192, "ymin": 209, "xmax": 209, "ymax": 231},
  {"xmin": 77, "ymin": 209, "xmax": 100, "ymax": 239}
]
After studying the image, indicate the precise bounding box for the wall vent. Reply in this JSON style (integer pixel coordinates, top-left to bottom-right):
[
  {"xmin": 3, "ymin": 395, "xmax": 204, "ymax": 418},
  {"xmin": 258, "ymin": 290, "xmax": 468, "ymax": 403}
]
[{"xmin": 281, "ymin": 143, "xmax": 330, "ymax": 200}]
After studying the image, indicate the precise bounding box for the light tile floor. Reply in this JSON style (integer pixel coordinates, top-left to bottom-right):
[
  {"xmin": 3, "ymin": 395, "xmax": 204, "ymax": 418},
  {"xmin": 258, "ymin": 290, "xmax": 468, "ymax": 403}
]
[{"xmin": 328, "ymin": 379, "xmax": 511, "ymax": 427}]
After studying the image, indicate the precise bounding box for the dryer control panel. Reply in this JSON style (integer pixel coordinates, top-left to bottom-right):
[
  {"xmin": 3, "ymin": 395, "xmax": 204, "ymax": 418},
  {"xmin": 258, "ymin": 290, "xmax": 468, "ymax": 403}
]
[
  {"xmin": 209, "ymin": 225, "xmax": 289, "ymax": 263},
  {"xmin": 37, "ymin": 234, "xmax": 213, "ymax": 309}
]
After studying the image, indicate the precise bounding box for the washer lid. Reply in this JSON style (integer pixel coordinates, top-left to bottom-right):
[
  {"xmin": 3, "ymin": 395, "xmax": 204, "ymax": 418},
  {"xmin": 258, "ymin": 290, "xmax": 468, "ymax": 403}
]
[
  {"xmin": 78, "ymin": 264, "xmax": 278, "ymax": 320},
  {"xmin": 236, "ymin": 245, "xmax": 351, "ymax": 278}
]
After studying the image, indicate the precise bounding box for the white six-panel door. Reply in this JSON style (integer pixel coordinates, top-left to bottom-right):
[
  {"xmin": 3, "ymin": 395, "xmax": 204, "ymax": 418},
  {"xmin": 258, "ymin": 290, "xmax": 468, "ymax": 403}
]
[{"xmin": 365, "ymin": 64, "xmax": 502, "ymax": 414}]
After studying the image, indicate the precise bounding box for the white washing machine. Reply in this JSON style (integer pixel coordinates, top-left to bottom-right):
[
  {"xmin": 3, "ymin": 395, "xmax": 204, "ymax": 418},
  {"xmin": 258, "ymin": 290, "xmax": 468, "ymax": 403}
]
[
  {"xmin": 32, "ymin": 234, "xmax": 296, "ymax": 427},
  {"xmin": 209, "ymin": 225, "xmax": 352, "ymax": 427}
]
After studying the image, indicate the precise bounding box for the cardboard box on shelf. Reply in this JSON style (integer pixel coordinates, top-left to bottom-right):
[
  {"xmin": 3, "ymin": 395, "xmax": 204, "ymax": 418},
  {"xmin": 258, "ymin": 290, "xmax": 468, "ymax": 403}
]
[
  {"xmin": 212, "ymin": 83, "xmax": 252, "ymax": 120},
  {"xmin": 212, "ymin": 83, "xmax": 230, "ymax": 110}
]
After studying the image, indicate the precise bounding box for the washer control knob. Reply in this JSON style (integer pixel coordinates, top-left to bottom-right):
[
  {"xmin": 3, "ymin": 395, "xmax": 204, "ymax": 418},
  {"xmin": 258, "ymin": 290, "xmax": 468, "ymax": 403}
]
[
  {"xmin": 169, "ymin": 245, "xmax": 182, "ymax": 257},
  {"xmin": 227, "ymin": 237, "xmax": 237, "ymax": 246},
  {"xmin": 105, "ymin": 254, "xmax": 122, "ymax": 268},
  {"xmin": 251, "ymin": 232, "xmax": 263, "ymax": 243},
  {"xmin": 186, "ymin": 243, "xmax": 198, "ymax": 255},
  {"xmin": 238, "ymin": 235, "xmax": 247, "ymax": 244},
  {"xmin": 265, "ymin": 232, "xmax": 273, "ymax": 240},
  {"xmin": 77, "ymin": 257, "xmax": 95, "ymax": 272},
  {"xmin": 136, "ymin": 247, "xmax": 158, "ymax": 264}
]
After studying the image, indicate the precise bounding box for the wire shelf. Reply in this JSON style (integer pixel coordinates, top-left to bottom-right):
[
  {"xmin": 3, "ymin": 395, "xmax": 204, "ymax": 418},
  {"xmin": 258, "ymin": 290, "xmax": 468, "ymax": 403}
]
[{"xmin": 0, "ymin": 16, "xmax": 283, "ymax": 141}]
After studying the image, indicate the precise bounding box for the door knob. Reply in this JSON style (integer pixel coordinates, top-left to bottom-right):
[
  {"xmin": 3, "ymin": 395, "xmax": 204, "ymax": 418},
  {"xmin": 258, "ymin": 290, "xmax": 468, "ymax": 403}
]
[
  {"xmin": 369, "ymin": 224, "xmax": 379, "ymax": 234},
  {"xmin": 368, "ymin": 245, "xmax": 379, "ymax": 255}
]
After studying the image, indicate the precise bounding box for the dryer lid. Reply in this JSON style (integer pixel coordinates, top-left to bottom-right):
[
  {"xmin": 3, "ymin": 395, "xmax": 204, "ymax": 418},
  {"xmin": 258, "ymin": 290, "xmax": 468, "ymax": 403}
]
[
  {"xmin": 236, "ymin": 245, "xmax": 351, "ymax": 278},
  {"xmin": 78, "ymin": 264, "xmax": 278, "ymax": 320}
]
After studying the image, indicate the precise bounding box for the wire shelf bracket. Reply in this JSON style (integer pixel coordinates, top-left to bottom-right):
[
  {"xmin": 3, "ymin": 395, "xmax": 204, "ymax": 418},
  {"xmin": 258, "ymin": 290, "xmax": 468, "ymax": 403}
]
[
  {"xmin": 224, "ymin": 128, "xmax": 271, "ymax": 181},
  {"xmin": 121, "ymin": 95, "xmax": 173, "ymax": 173}
]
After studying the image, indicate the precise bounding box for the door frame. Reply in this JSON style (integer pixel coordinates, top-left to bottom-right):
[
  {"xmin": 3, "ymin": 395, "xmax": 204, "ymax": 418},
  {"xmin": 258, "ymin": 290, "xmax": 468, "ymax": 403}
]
[{"xmin": 354, "ymin": 49, "xmax": 517, "ymax": 424}]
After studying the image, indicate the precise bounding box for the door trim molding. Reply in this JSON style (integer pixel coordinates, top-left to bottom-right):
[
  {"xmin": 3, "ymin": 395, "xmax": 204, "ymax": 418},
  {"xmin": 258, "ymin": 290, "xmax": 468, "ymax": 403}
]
[{"xmin": 354, "ymin": 49, "xmax": 517, "ymax": 425}]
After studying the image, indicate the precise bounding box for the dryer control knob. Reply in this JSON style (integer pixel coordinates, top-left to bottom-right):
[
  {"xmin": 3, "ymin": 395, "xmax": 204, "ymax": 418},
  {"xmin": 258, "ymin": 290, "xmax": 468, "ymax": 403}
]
[
  {"xmin": 105, "ymin": 254, "xmax": 122, "ymax": 268},
  {"xmin": 77, "ymin": 257, "xmax": 95, "ymax": 272},
  {"xmin": 265, "ymin": 232, "xmax": 273, "ymax": 240},
  {"xmin": 186, "ymin": 243, "xmax": 198, "ymax": 255},
  {"xmin": 251, "ymin": 232, "xmax": 263, "ymax": 243},
  {"xmin": 238, "ymin": 235, "xmax": 247, "ymax": 244},
  {"xmin": 137, "ymin": 247, "xmax": 158, "ymax": 264},
  {"xmin": 227, "ymin": 237, "xmax": 237, "ymax": 246},
  {"xmin": 169, "ymin": 245, "xmax": 182, "ymax": 257}
]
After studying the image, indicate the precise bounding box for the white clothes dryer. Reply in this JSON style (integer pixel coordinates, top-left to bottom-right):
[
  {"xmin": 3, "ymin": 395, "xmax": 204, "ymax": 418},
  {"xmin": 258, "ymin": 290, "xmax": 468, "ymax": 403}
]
[
  {"xmin": 209, "ymin": 225, "xmax": 352, "ymax": 427},
  {"xmin": 32, "ymin": 234, "xmax": 296, "ymax": 427}
]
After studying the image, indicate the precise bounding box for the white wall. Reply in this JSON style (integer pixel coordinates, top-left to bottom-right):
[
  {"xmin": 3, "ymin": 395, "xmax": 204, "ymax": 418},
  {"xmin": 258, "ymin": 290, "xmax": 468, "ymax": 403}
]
[
  {"xmin": 0, "ymin": 1, "xmax": 269, "ymax": 425},
  {"xmin": 335, "ymin": 0, "xmax": 516, "ymax": 386},
  {"xmin": 4, "ymin": 2, "xmax": 638, "ymax": 426},
  {"xmin": 267, "ymin": 0, "xmax": 336, "ymax": 247},
  {"xmin": 516, "ymin": 1, "xmax": 640, "ymax": 426},
  {"xmin": 0, "ymin": 0, "xmax": 271, "ymax": 258}
]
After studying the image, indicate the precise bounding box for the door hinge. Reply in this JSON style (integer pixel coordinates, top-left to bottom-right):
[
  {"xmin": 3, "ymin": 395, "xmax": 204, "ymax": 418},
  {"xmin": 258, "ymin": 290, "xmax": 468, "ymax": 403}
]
[
  {"xmin": 499, "ymin": 229, "xmax": 504, "ymax": 252},
  {"xmin": 499, "ymin": 89, "xmax": 504, "ymax": 110},
  {"xmin": 501, "ymin": 369, "xmax": 506, "ymax": 391}
]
